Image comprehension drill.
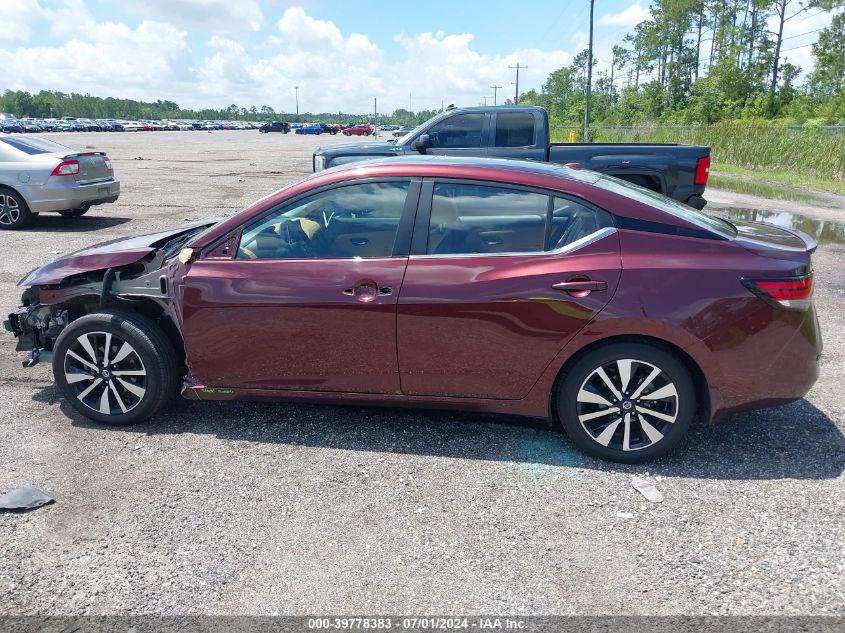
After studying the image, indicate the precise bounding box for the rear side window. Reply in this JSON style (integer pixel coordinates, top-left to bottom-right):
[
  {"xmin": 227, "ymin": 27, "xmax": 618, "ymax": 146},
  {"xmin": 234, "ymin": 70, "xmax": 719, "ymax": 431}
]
[
  {"xmin": 494, "ymin": 112, "xmax": 535, "ymax": 147},
  {"xmin": 427, "ymin": 183, "xmax": 614, "ymax": 255},
  {"xmin": 427, "ymin": 183, "xmax": 548, "ymax": 255},
  {"xmin": 0, "ymin": 136, "xmax": 70, "ymax": 155},
  {"xmin": 426, "ymin": 113, "xmax": 485, "ymax": 148},
  {"xmin": 549, "ymin": 197, "xmax": 614, "ymax": 249}
]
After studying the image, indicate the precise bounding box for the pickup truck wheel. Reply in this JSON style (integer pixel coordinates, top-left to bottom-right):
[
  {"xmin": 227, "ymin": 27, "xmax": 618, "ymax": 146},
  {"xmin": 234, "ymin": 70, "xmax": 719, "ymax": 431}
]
[
  {"xmin": 52, "ymin": 310, "xmax": 179, "ymax": 426},
  {"xmin": 0, "ymin": 189, "xmax": 32, "ymax": 230}
]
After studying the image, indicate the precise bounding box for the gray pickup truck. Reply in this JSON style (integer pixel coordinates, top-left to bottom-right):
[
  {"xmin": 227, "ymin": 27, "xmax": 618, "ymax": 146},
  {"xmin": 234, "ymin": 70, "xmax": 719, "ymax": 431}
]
[{"xmin": 313, "ymin": 106, "xmax": 711, "ymax": 209}]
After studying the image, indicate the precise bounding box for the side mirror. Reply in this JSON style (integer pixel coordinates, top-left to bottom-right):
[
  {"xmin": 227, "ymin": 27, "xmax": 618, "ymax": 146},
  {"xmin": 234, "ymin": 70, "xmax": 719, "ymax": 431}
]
[{"xmin": 412, "ymin": 134, "xmax": 431, "ymax": 153}]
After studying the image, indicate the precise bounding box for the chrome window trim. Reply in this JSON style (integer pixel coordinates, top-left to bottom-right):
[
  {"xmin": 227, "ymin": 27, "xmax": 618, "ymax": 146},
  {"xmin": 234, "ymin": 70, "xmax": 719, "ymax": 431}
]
[{"xmin": 409, "ymin": 226, "xmax": 617, "ymax": 260}]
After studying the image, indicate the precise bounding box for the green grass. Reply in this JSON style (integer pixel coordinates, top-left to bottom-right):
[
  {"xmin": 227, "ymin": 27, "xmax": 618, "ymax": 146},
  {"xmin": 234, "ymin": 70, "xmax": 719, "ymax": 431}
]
[
  {"xmin": 707, "ymin": 174, "xmax": 825, "ymax": 203},
  {"xmin": 712, "ymin": 162, "xmax": 845, "ymax": 196}
]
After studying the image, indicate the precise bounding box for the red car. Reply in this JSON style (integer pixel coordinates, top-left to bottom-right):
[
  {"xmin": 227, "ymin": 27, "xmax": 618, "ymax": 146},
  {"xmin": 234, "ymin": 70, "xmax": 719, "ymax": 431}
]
[
  {"xmin": 5, "ymin": 158, "xmax": 821, "ymax": 462},
  {"xmin": 343, "ymin": 123, "xmax": 373, "ymax": 136}
]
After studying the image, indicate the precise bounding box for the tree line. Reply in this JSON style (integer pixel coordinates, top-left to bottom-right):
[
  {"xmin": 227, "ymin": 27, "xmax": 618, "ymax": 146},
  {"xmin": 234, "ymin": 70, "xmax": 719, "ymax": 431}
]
[
  {"xmin": 0, "ymin": 90, "xmax": 438, "ymax": 126},
  {"xmin": 519, "ymin": 0, "xmax": 845, "ymax": 125}
]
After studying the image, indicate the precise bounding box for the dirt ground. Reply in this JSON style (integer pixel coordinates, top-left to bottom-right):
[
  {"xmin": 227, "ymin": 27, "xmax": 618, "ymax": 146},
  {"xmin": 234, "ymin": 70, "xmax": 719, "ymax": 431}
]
[{"xmin": 0, "ymin": 131, "xmax": 842, "ymax": 616}]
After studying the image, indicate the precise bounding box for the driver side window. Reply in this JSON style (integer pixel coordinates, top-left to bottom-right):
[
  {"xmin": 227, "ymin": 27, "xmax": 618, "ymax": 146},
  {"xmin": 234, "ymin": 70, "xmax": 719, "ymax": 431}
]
[
  {"xmin": 237, "ymin": 181, "xmax": 411, "ymax": 260},
  {"xmin": 426, "ymin": 113, "xmax": 485, "ymax": 149}
]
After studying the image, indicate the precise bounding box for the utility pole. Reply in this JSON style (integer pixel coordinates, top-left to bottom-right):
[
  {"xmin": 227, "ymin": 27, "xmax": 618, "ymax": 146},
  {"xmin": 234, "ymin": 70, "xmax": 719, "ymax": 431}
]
[
  {"xmin": 294, "ymin": 85, "xmax": 299, "ymax": 117},
  {"xmin": 508, "ymin": 63, "xmax": 526, "ymax": 104},
  {"xmin": 583, "ymin": 0, "xmax": 594, "ymax": 141},
  {"xmin": 374, "ymin": 97, "xmax": 378, "ymax": 138},
  {"xmin": 409, "ymin": 93, "xmax": 413, "ymax": 114},
  {"xmin": 482, "ymin": 96, "xmax": 488, "ymax": 106},
  {"xmin": 490, "ymin": 85, "xmax": 502, "ymax": 106}
]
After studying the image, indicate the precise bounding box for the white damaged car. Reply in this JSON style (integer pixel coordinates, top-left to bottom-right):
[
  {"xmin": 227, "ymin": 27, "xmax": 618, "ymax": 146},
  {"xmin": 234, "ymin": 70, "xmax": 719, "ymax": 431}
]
[{"xmin": 0, "ymin": 135, "xmax": 120, "ymax": 229}]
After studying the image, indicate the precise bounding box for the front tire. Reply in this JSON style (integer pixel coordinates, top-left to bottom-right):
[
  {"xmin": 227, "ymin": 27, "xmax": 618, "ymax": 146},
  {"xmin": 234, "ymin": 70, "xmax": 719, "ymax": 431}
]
[
  {"xmin": 52, "ymin": 310, "xmax": 179, "ymax": 425},
  {"xmin": 556, "ymin": 343, "xmax": 696, "ymax": 463},
  {"xmin": 0, "ymin": 188, "xmax": 33, "ymax": 230}
]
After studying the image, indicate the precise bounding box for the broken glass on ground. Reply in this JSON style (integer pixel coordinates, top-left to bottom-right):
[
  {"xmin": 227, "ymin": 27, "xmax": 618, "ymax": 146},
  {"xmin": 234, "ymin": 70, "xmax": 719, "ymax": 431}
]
[{"xmin": 632, "ymin": 477, "xmax": 663, "ymax": 503}]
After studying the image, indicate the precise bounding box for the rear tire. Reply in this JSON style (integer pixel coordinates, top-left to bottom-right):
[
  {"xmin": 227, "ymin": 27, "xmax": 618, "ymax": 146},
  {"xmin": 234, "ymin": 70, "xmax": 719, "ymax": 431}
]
[
  {"xmin": 556, "ymin": 342, "xmax": 696, "ymax": 463},
  {"xmin": 0, "ymin": 188, "xmax": 33, "ymax": 230},
  {"xmin": 52, "ymin": 310, "xmax": 180, "ymax": 426}
]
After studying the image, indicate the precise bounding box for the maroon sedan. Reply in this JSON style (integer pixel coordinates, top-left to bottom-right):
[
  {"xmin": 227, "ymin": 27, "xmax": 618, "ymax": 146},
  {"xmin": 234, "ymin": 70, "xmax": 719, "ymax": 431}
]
[{"xmin": 5, "ymin": 157, "xmax": 821, "ymax": 462}]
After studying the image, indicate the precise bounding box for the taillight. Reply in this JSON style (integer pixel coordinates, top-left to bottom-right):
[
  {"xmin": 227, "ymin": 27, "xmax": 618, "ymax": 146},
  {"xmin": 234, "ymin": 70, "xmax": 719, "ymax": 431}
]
[
  {"xmin": 50, "ymin": 160, "xmax": 80, "ymax": 176},
  {"xmin": 695, "ymin": 155, "xmax": 710, "ymax": 186},
  {"xmin": 104, "ymin": 157, "xmax": 113, "ymax": 170},
  {"xmin": 743, "ymin": 274, "xmax": 814, "ymax": 310}
]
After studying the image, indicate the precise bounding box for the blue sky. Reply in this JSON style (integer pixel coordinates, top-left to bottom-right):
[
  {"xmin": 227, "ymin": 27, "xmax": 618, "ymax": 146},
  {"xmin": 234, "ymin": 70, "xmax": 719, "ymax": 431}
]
[{"xmin": 2, "ymin": 0, "xmax": 834, "ymax": 114}]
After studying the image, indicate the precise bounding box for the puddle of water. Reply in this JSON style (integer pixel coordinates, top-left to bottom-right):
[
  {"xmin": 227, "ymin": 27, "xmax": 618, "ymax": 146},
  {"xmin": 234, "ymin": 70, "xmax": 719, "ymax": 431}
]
[{"xmin": 713, "ymin": 207, "xmax": 845, "ymax": 246}]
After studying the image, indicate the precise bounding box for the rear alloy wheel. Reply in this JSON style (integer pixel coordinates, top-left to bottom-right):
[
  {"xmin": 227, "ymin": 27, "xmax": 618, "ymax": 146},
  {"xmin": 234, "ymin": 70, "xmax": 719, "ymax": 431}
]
[
  {"xmin": 0, "ymin": 189, "xmax": 32, "ymax": 230},
  {"xmin": 53, "ymin": 310, "xmax": 179, "ymax": 425},
  {"xmin": 557, "ymin": 343, "xmax": 695, "ymax": 463}
]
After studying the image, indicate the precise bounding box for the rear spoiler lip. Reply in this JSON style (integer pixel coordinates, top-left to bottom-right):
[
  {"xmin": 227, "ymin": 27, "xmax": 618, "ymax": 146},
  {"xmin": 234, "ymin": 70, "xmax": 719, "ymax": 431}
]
[
  {"xmin": 777, "ymin": 224, "xmax": 818, "ymax": 254},
  {"xmin": 62, "ymin": 152, "xmax": 106, "ymax": 159},
  {"xmin": 729, "ymin": 219, "xmax": 818, "ymax": 254}
]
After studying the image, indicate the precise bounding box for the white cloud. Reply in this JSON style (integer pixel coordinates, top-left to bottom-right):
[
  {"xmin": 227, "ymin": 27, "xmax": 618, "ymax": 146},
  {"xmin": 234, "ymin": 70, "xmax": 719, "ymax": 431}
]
[
  {"xmin": 0, "ymin": 19, "xmax": 194, "ymax": 102},
  {"xmin": 0, "ymin": 0, "xmax": 47, "ymax": 42},
  {"xmin": 193, "ymin": 8, "xmax": 571, "ymax": 113},
  {"xmin": 121, "ymin": 0, "xmax": 263, "ymax": 33},
  {"xmin": 598, "ymin": 2, "xmax": 650, "ymax": 28}
]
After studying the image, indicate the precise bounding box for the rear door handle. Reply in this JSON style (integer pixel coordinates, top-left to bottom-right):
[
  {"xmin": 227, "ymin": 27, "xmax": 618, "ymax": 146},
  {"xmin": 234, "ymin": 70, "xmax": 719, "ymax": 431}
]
[
  {"xmin": 552, "ymin": 280, "xmax": 608, "ymax": 291},
  {"xmin": 552, "ymin": 279, "xmax": 608, "ymax": 297}
]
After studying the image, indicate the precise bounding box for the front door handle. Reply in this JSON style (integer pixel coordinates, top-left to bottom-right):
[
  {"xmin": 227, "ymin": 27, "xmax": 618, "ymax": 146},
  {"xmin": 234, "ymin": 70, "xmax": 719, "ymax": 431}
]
[
  {"xmin": 342, "ymin": 279, "xmax": 381, "ymax": 303},
  {"xmin": 552, "ymin": 278, "xmax": 607, "ymax": 297}
]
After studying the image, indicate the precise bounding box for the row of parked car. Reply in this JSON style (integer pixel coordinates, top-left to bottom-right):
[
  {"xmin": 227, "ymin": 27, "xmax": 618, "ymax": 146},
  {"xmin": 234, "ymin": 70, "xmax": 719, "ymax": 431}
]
[
  {"xmin": 259, "ymin": 121, "xmax": 411, "ymax": 137},
  {"xmin": 0, "ymin": 114, "xmax": 270, "ymax": 133}
]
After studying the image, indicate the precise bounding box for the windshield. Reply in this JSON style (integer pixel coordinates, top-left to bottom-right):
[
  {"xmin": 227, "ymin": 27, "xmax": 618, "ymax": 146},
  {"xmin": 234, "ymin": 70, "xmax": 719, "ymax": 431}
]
[
  {"xmin": 0, "ymin": 136, "xmax": 72, "ymax": 156},
  {"xmin": 595, "ymin": 174, "xmax": 737, "ymax": 238},
  {"xmin": 396, "ymin": 111, "xmax": 451, "ymax": 145}
]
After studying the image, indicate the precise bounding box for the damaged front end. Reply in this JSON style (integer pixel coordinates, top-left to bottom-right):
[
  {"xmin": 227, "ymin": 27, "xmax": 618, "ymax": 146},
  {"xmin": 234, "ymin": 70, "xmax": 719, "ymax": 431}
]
[
  {"xmin": 4, "ymin": 222, "xmax": 210, "ymax": 368},
  {"xmin": 4, "ymin": 288, "xmax": 70, "ymax": 367}
]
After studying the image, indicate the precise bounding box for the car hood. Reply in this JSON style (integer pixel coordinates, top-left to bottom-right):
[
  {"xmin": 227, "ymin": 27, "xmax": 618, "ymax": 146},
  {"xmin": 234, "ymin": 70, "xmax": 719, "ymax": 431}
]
[
  {"xmin": 19, "ymin": 220, "xmax": 217, "ymax": 287},
  {"xmin": 314, "ymin": 140, "xmax": 402, "ymax": 156}
]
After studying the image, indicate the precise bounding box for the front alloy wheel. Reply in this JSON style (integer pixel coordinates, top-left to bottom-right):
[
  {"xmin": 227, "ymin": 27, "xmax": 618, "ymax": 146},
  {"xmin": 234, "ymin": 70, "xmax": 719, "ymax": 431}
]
[
  {"xmin": 63, "ymin": 332, "xmax": 147, "ymax": 415},
  {"xmin": 53, "ymin": 310, "xmax": 179, "ymax": 425},
  {"xmin": 558, "ymin": 343, "xmax": 695, "ymax": 463}
]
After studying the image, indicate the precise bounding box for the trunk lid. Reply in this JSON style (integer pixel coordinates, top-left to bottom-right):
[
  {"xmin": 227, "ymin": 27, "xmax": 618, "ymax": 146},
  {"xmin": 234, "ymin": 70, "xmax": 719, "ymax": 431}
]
[
  {"xmin": 728, "ymin": 218, "xmax": 818, "ymax": 260},
  {"xmin": 66, "ymin": 152, "xmax": 112, "ymax": 183}
]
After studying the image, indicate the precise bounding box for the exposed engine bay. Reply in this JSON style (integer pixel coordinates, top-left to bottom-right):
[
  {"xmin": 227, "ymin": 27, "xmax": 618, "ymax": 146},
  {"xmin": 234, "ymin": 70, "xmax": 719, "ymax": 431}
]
[{"xmin": 3, "ymin": 224, "xmax": 208, "ymax": 367}]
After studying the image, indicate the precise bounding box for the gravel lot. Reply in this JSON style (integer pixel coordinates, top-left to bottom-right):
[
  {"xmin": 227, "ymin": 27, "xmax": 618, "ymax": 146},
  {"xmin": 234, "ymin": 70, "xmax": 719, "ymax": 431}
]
[{"xmin": 0, "ymin": 131, "xmax": 843, "ymax": 616}]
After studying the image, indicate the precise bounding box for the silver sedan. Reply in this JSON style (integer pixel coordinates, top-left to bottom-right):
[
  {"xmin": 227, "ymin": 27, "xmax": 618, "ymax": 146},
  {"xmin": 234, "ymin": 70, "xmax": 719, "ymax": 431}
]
[{"xmin": 0, "ymin": 135, "xmax": 120, "ymax": 229}]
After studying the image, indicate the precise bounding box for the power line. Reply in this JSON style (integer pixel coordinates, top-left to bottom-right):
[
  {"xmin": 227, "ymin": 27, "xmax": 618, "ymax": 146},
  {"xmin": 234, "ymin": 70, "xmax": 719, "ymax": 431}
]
[{"xmin": 783, "ymin": 27, "xmax": 826, "ymax": 41}]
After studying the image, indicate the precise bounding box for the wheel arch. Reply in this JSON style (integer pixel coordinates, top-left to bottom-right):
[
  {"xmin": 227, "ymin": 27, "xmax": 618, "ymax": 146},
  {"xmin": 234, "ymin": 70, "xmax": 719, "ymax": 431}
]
[
  {"xmin": 548, "ymin": 333, "xmax": 711, "ymax": 426},
  {"xmin": 54, "ymin": 295, "xmax": 185, "ymax": 365},
  {"xmin": 0, "ymin": 183, "xmax": 30, "ymax": 207}
]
